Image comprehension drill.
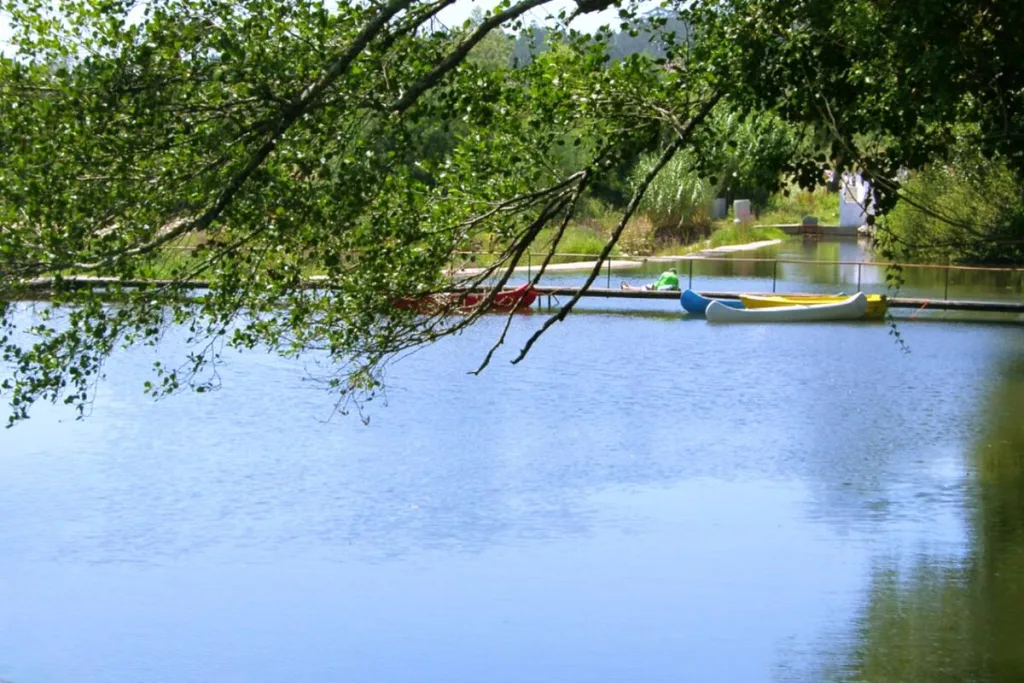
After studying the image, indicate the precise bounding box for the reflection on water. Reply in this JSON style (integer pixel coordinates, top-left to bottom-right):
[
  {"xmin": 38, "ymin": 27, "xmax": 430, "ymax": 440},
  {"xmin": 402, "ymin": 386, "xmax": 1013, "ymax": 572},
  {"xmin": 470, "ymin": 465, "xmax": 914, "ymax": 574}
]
[
  {"xmin": 0, "ymin": 301, "xmax": 1022, "ymax": 682},
  {"xmin": 796, "ymin": 349, "xmax": 1024, "ymax": 683}
]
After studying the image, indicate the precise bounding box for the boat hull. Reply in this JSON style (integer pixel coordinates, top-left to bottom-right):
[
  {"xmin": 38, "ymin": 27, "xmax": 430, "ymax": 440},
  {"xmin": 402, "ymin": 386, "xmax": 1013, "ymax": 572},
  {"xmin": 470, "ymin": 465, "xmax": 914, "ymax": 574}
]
[
  {"xmin": 740, "ymin": 293, "xmax": 887, "ymax": 319},
  {"xmin": 469, "ymin": 284, "xmax": 538, "ymax": 310},
  {"xmin": 395, "ymin": 284, "xmax": 537, "ymax": 314},
  {"xmin": 706, "ymin": 292, "xmax": 868, "ymax": 322},
  {"xmin": 680, "ymin": 289, "xmax": 744, "ymax": 315}
]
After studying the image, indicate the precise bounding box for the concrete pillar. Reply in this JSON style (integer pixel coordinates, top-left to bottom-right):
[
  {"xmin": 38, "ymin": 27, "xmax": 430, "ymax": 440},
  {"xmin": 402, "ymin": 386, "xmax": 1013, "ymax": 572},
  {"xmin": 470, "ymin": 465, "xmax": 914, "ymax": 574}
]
[
  {"xmin": 733, "ymin": 199, "xmax": 752, "ymax": 223},
  {"xmin": 712, "ymin": 197, "xmax": 728, "ymax": 220}
]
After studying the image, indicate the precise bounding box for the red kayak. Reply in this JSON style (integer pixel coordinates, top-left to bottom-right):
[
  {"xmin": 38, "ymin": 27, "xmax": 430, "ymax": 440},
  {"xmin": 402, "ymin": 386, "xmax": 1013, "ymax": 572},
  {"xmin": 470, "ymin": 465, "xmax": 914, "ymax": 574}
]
[
  {"xmin": 468, "ymin": 283, "xmax": 538, "ymax": 310},
  {"xmin": 395, "ymin": 283, "xmax": 537, "ymax": 314}
]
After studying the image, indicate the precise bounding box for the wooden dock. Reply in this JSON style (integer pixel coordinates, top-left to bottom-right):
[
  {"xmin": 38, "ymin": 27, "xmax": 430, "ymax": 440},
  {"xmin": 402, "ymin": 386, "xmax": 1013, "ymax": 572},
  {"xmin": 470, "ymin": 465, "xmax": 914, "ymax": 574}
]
[
  {"xmin": 8, "ymin": 277, "xmax": 1024, "ymax": 314},
  {"xmin": 530, "ymin": 286, "xmax": 1024, "ymax": 314}
]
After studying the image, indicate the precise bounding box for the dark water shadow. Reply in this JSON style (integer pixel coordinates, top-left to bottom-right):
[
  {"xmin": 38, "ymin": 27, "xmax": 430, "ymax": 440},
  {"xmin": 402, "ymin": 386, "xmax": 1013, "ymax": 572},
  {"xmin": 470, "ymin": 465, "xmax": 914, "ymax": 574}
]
[{"xmin": 785, "ymin": 346, "xmax": 1024, "ymax": 683}]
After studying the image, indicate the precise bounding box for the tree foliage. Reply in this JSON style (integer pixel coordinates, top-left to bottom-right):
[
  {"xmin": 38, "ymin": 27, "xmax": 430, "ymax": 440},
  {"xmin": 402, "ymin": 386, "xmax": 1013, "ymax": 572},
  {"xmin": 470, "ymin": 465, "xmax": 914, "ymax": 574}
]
[
  {"xmin": 693, "ymin": 0, "xmax": 1024, "ymax": 214},
  {"xmin": 0, "ymin": 0, "xmax": 722, "ymax": 423},
  {"xmin": 1, "ymin": 0, "xmax": 1021, "ymax": 423},
  {"xmin": 881, "ymin": 146, "xmax": 1024, "ymax": 266}
]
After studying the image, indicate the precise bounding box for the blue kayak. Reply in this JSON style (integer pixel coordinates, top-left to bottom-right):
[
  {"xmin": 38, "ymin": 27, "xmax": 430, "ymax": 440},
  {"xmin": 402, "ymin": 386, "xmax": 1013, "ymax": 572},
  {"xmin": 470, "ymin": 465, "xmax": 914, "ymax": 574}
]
[{"xmin": 680, "ymin": 289, "xmax": 744, "ymax": 315}]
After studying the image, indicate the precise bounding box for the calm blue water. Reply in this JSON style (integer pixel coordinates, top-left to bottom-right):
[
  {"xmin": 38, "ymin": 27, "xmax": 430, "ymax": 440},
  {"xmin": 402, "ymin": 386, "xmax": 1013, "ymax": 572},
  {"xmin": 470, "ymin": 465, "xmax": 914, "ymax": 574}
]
[{"xmin": 2, "ymin": 299, "xmax": 1021, "ymax": 682}]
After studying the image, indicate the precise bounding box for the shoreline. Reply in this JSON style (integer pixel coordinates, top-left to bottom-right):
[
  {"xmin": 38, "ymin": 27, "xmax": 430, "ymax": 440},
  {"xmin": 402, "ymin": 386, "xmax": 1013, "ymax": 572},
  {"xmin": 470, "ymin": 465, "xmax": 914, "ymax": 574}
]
[
  {"xmin": 636, "ymin": 239, "xmax": 784, "ymax": 263},
  {"xmin": 454, "ymin": 259, "xmax": 642, "ymax": 276},
  {"xmin": 10, "ymin": 240, "xmax": 785, "ymax": 297},
  {"xmin": 456, "ymin": 239, "xmax": 783, "ymax": 275},
  {"xmin": 670, "ymin": 238, "xmax": 783, "ymax": 259}
]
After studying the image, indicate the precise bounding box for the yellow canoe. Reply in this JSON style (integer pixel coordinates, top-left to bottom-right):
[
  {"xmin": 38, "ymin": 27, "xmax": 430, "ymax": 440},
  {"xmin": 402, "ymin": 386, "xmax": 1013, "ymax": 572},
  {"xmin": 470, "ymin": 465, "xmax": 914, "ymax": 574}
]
[{"xmin": 740, "ymin": 293, "xmax": 888, "ymax": 319}]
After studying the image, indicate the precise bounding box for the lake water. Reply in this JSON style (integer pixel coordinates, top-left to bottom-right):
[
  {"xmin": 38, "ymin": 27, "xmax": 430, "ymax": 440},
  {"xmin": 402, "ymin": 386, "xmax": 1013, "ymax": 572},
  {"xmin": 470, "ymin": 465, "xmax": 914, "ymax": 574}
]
[{"xmin": 2, "ymin": 241, "xmax": 1024, "ymax": 682}]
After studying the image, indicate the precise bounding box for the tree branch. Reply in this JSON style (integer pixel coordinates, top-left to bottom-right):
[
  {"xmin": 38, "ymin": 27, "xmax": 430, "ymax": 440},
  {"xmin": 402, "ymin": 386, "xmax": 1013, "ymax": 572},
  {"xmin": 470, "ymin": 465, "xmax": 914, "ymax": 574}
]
[
  {"xmin": 390, "ymin": 0, "xmax": 554, "ymax": 114},
  {"xmin": 471, "ymin": 171, "xmax": 589, "ymax": 375},
  {"xmin": 511, "ymin": 90, "xmax": 724, "ymax": 365},
  {"xmin": 64, "ymin": 0, "xmax": 421, "ymax": 272}
]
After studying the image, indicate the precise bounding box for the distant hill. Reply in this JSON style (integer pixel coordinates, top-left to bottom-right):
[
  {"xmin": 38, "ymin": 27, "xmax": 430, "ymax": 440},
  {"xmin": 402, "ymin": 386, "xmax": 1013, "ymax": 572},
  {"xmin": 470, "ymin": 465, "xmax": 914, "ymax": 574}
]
[{"xmin": 511, "ymin": 11, "xmax": 692, "ymax": 66}]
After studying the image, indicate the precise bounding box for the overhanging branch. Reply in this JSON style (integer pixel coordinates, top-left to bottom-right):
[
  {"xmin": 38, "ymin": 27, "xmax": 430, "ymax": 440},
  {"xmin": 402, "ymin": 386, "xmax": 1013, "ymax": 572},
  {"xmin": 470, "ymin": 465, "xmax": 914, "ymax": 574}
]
[{"xmin": 511, "ymin": 90, "xmax": 724, "ymax": 364}]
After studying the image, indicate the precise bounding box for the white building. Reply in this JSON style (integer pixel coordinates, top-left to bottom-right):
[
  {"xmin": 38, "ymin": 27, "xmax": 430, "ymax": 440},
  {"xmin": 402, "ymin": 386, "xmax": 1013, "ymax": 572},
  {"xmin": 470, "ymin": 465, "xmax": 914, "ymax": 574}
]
[{"xmin": 838, "ymin": 172, "xmax": 874, "ymax": 228}]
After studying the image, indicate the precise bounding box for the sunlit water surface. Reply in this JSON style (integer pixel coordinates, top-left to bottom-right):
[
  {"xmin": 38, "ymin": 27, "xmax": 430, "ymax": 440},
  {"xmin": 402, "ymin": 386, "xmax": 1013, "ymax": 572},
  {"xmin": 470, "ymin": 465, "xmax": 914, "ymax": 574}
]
[{"xmin": 2, "ymin": 240, "xmax": 1023, "ymax": 683}]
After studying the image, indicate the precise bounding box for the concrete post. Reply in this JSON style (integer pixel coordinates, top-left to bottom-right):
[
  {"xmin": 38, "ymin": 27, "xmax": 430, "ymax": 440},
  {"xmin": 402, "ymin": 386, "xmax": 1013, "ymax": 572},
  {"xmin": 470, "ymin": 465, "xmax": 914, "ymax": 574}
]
[
  {"xmin": 733, "ymin": 199, "xmax": 752, "ymax": 223},
  {"xmin": 712, "ymin": 197, "xmax": 728, "ymax": 220}
]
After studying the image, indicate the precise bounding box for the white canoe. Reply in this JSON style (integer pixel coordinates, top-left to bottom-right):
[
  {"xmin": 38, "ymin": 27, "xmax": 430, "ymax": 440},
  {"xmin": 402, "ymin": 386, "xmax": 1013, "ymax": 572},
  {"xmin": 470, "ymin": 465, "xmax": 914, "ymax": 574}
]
[{"xmin": 705, "ymin": 292, "xmax": 868, "ymax": 322}]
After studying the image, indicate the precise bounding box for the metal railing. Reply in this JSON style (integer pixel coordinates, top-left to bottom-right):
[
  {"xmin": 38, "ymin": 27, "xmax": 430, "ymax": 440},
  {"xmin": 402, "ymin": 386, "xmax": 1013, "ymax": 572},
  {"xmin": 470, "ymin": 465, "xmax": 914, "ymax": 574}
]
[
  {"xmin": 163, "ymin": 244, "xmax": 1022, "ymax": 301},
  {"xmin": 452, "ymin": 250, "xmax": 1022, "ymax": 301}
]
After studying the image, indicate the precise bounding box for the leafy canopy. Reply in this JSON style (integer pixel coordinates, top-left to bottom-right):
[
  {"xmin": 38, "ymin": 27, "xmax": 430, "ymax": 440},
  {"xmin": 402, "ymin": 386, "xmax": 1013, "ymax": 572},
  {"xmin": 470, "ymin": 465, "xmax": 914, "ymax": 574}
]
[
  {"xmin": 0, "ymin": 0, "xmax": 724, "ymax": 423},
  {"xmin": 1, "ymin": 0, "xmax": 1021, "ymax": 423}
]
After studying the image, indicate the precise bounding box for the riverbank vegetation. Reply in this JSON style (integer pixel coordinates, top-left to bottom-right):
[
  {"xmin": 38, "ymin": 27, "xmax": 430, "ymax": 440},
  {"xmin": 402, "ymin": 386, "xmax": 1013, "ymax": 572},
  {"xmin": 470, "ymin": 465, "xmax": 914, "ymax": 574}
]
[
  {"xmin": 879, "ymin": 145, "xmax": 1024, "ymax": 266},
  {"xmin": 757, "ymin": 187, "xmax": 841, "ymax": 227},
  {"xmin": 462, "ymin": 219, "xmax": 789, "ymax": 263},
  {"xmin": 1, "ymin": 0, "xmax": 1022, "ymax": 422}
]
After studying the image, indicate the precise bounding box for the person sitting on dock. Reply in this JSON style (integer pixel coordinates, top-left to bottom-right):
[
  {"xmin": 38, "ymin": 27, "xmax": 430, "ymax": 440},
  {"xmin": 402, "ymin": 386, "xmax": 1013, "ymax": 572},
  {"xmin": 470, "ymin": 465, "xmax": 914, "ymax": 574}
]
[{"xmin": 648, "ymin": 268, "xmax": 680, "ymax": 291}]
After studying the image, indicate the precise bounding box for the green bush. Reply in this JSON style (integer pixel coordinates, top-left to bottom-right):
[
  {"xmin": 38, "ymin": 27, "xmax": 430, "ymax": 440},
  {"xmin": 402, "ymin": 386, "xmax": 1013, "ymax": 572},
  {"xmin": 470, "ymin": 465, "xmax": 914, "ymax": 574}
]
[
  {"xmin": 762, "ymin": 186, "xmax": 840, "ymax": 224},
  {"xmin": 618, "ymin": 216, "xmax": 658, "ymax": 255},
  {"xmin": 630, "ymin": 108, "xmax": 803, "ymax": 242},
  {"xmin": 882, "ymin": 154, "xmax": 1024, "ymax": 265}
]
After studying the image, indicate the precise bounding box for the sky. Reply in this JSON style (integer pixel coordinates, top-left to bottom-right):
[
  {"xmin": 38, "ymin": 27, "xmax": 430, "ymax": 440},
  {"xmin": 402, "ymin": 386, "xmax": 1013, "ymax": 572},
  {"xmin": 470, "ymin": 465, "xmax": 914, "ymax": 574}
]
[{"xmin": 436, "ymin": 0, "xmax": 647, "ymax": 34}]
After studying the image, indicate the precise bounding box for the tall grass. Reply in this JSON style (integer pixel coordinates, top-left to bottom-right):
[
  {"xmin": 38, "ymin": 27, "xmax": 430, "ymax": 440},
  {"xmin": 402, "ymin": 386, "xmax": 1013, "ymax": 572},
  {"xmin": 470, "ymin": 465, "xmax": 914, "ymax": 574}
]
[
  {"xmin": 532, "ymin": 224, "xmax": 612, "ymax": 256},
  {"xmin": 617, "ymin": 216, "xmax": 657, "ymax": 256},
  {"xmin": 707, "ymin": 224, "xmax": 787, "ymax": 248},
  {"xmin": 632, "ymin": 151, "xmax": 715, "ymax": 239}
]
